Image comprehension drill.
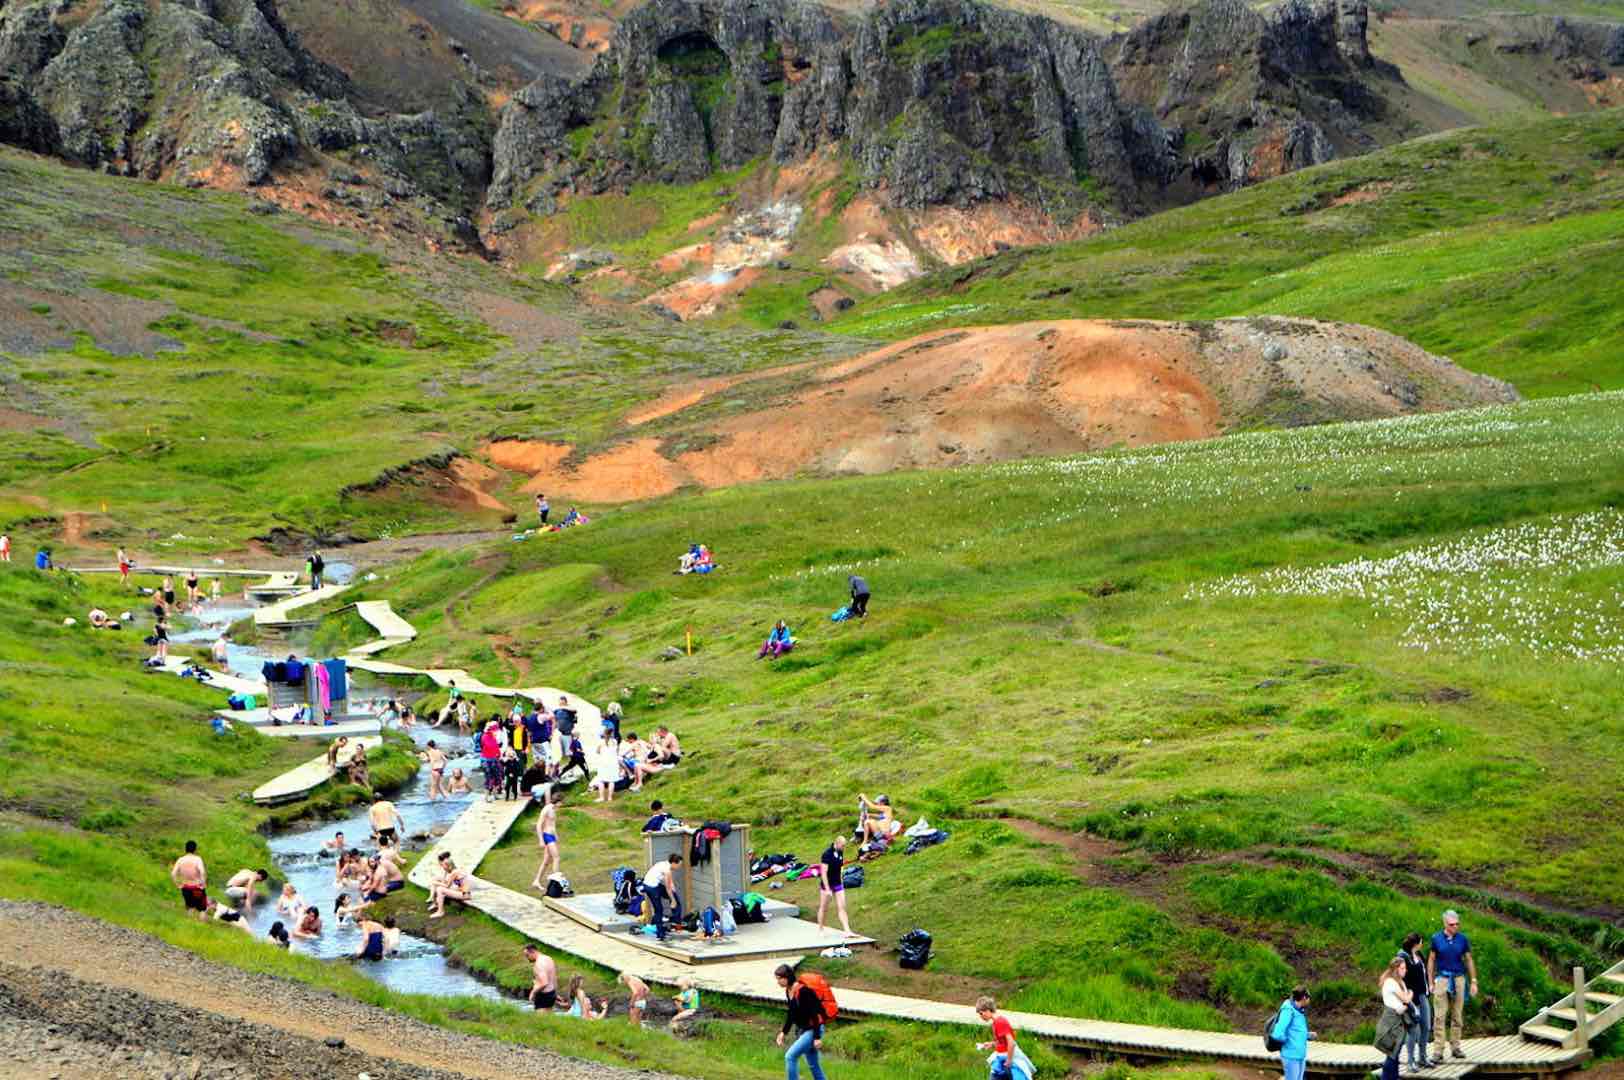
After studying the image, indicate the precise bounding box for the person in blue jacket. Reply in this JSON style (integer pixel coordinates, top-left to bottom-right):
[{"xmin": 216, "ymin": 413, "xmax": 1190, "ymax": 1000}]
[{"xmin": 1271, "ymin": 986, "xmax": 1315, "ymax": 1080}]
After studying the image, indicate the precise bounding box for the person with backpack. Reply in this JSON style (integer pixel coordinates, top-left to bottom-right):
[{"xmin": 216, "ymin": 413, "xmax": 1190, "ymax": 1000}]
[
  {"xmin": 848, "ymin": 575, "xmax": 870, "ymax": 619},
  {"xmin": 776, "ymin": 963, "xmax": 834, "ymax": 1080},
  {"xmin": 1268, "ymin": 986, "xmax": 1315, "ymax": 1080}
]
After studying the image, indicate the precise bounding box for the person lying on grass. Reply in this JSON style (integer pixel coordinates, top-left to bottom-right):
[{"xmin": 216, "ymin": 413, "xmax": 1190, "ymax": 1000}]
[{"xmin": 757, "ymin": 620, "xmax": 795, "ymax": 660}]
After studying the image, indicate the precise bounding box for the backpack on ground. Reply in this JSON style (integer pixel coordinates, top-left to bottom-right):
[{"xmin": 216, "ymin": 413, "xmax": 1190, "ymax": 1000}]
[
  {"xmin": 545, "ymin": 873, "xmax": 572, "ymax": 899},
  {"xmin": 611, "ymin": 867, "xmax": 637, "ymax": 913},
  {"xmin": 898, "ymin": 928, "xmax": 932, "ymax": 970},
  {"xmin": 841, "ymin": 865, "xmax": 865, "ymax": 889},
  {"xmin": 1263, "ymin": 1004, "xmax": 1287, "ymax": 1052},
  {"xmin": 797, "ymin": 971, "xmax": 839, "ymax": 1023}
]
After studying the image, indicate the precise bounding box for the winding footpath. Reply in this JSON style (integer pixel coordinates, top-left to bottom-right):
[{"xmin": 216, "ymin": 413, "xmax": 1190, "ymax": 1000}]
[{"xmin": 241, "ymin": 597, "xmax": 1590, "ymax": 1075}]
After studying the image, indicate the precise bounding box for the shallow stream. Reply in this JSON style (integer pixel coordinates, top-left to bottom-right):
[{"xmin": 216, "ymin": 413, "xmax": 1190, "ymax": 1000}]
[{"xmin": 170, "ymin": 583, "xmax": 510, "ymax": 1003}]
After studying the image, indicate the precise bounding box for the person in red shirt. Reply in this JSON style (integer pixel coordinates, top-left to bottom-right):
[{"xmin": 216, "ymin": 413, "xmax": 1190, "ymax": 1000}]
[{"xmin": 976, "ymin": 996, "xmax": 1024, "ymax": 1080}]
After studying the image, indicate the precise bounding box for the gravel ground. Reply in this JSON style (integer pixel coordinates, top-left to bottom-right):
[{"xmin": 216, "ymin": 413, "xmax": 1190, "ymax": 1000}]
[{"xmin": 0, "ymin": 902, "xmax": 680, "ymax": 1080}]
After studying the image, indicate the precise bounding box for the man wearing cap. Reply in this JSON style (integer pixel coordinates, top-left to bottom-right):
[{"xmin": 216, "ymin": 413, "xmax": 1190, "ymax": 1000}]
[{"xmin": 1428, "ymin": 909, "xmax": 1478, "ymax": 1060}]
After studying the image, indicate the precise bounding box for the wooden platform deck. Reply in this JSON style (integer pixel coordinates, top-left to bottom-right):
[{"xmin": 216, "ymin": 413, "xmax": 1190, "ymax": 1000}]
[
  {"xmin": 245, "ymin": 572, "xmax": 304, "ymax": 597},
  {"xmin": 253, "ymin": 583, "xmax": 348, "ymax": 628},
  {"xmin": 544, "ymin": 891, "xmax": 801, "ymax": 934},
  {"xmin": 252, "ymin": 736, "xmax": 380, "ymax": 805},
  {"xmin": 153, "ymin": 657, "xmax": 266, "ymax": 697},
  {"xmin": 246, "ymin": 717, "xmax": 380, "ymax": 740}
]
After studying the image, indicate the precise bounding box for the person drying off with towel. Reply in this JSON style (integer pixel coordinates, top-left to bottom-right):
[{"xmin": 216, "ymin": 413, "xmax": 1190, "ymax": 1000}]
[
  {"xmin": 758, "ymin": 620, "xmax": 795, "ymax": 660},
  {"xmin": 848, "ymin": 575, "xmax": 870, "ymax": 619}
]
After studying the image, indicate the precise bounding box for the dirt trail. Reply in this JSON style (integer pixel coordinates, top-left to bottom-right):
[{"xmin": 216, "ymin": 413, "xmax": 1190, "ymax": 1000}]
[{"xmin": 0, "ymin": 902, "xmax": 673, "ymax": 1080}]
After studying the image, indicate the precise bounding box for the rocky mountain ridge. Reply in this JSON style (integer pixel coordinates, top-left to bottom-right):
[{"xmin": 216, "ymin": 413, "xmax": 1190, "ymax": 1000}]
[{"xmin": 0, "ymin": 0, "xmax": 1621, "ymax": 264}]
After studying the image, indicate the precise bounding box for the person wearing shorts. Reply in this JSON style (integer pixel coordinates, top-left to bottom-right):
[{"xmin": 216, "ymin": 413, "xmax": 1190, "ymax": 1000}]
[
  {"xmin": 525, "ymin": 944, "xmax": 558, "ymax": 1009},
  {"xmin": 816, "ymin": 836, "xmax": 855, "ymax": 937},
  {"xmin": 355, "ymin": 917, "xmax": 387, "ymax": 961}
]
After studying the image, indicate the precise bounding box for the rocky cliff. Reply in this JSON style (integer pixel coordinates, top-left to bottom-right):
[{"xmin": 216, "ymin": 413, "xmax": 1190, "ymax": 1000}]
[
  {"xmin": 489, "ymin": 0, "xmax": 1387, "ymax": 222},
  {"xmin": 0, "ymin": 0, "xmax": 522, "ymax": 246}
]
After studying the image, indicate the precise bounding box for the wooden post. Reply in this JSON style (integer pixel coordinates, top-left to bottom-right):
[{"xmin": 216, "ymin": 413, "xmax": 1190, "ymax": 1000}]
[
  {"xmin": 686, "ymin": 626, "xmax": 692, "ymax": 655},
  {"xmin": 1573, "ymin": 967, "xmax": 1590, "ymax": 1050}
]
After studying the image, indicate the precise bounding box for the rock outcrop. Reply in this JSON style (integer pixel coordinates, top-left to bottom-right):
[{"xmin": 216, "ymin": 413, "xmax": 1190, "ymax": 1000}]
[
  {"xmin": 490, "ymin": 0, "xmax": 1392, "ymax": 224},
  {"xmin": 0, "ymin": 0, "xmax": 498, "ymax": 238}
]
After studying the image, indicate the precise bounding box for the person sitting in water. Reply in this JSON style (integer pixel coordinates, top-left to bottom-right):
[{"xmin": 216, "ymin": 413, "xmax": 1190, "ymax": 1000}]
[
  {"xmin": 322, "ymin": 831, "xmax": 347, "ymax": 854},
  {"xmin": 563, "ymin": 974, "xmax": 608, "ymax": 1019},
  {"xmin": 275, "ymin": 882, "xmax": 303, "ymax": 915},
  {"xmin": 382, "ymin": 916, "xmax": 401, "ymax": 956},
  {"xmin": 757, "ymin": 620, "xmax": 795, "ymax": 660},
  {"xmin": 354, "ymin": 915, "xmax": 388, "ymax": 961},
  {"xmin": 446, "ymin": 768, "xmax": 472, "ymax": 795},
  {"xmin": 291, "ymin": 905, "xmax": 322, "ymax": 940},
  {"xmin": 267, "ymin": 921, "xmax": 290, "ymax": 948},
  {"xmin": 333, "ymin": 894, "xmax": 355, "ymax": 923},
  {"xmin": 362, "ymin": 853, "xmax": 405, "ymax": 904}
]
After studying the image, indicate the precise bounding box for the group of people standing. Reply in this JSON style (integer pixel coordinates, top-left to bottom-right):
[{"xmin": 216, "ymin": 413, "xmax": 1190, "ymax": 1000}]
[{"xmin": 1274, "ymin": 910, "xmax": 1480, "ymax": 1080}]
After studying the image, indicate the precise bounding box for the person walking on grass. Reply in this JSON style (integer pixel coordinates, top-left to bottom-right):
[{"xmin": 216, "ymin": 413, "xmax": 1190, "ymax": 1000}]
[
  {"xmin": 848, "ymin": 575, "xmax": 870, "ymax": 619},
  {"xmin": 776, "ymin": 963, "xmax": 829, "ymax": 1080},
  {"xmin": 531, "ymin": 790, "xmax": 563, "ymax": 892},
  {"xmin": 1429, "ymin": 909, "xmax": 1478, "ymax": 1061},
  {"xmin": 115, "ymin": 546, "xmax": 127, "ymax": 583},
  {"xmin": 1401, "ymin": 933, "xmax": 1434, "ymax": 1070},
  {"xmin": 170, "ymin": 840, "xmax": 208, "ymax": 919},
  {"xmin": 976, "ymin": 996, "xmax": 1035, "ymax": 1080},
  {"xmin": 1377, "ymin": 955, "xmax": 1413, "ymax": 1080},
  {"xmin": 1270, "ymin": 986, "xmax": 1315, "ymax": 1080},
  {"xmin": 0, "ymin": 533, "xmax": 10, "ymax": 563},
  {"xmin": 816, "ymin": 835, "xmax": 856, "ymax": 939}
]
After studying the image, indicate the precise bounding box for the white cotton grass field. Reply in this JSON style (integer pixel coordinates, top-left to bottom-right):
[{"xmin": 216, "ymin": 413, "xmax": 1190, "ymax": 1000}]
[{"xmin": 1194, "ymin": 511, "xmax": 1624, "ymax": 661}]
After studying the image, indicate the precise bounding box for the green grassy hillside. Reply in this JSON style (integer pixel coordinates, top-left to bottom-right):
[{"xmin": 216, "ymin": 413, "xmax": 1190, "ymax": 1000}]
[
  {"xmin": 313, "ymin": 390, "xmax": 1624, "ymax": 1043},
  {"xmin": 822, "ymin": 109, "xmax": 1624, "ymax": 398}
]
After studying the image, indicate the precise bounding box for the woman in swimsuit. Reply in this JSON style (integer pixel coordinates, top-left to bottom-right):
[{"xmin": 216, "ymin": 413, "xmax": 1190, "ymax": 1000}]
[
  {"xmin": 428, "ymin": 864, "xmax": 471, "ymax": 918},
  {"xmin": 563, "ymin": 974, "xmax": 607, "ymax": 1019},
  {"xmin": 161, "ymin": 576, "xmax": 176, "ymax": 609},
  {"xmin": 185, "ymin": 570, "xmax": 199, "ymax": 605}
]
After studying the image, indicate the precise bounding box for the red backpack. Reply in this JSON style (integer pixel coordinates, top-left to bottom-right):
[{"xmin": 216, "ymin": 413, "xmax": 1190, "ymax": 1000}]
[{"xmin": 796, "ymin": 972, "xmax": 838, "ymax": 1023}]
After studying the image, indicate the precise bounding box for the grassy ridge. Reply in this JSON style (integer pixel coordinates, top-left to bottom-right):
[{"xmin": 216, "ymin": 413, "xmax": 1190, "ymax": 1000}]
[
  {"xmin": 826, "ymin": 109, "xmax": 1624, "ymax": 397},
  {"xmin": 325, "ymin": 392, "xmax": 1624, "ymax": 1042}
]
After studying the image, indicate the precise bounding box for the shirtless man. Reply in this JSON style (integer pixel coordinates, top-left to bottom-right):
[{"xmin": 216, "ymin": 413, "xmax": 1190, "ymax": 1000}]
[
  {"xmin": 524, "ymin": 944, "xmax": 559, "ymax": 1010},
  {"xmin": 170, "ymin": 840, "xmax": 209, "ymax": 919},
  {"xmin": 363, "ymin": 853, "xmax": 405, "ymax": 903},
  {"xmin": 322, "ymin": 831, "xmax": 347, "ymax": 854},
  {"xmin": 446, "ymin": 768, "xmax": 471, "ymax": 795},
  {"xmin": 422, "ymin": 740, "xmax": 449, "ymax": 801},
  {"xmin": 618, "ymin": 971, "xmax": 651, "ymax": 1025},
  {"xmin": 652, "ymin": 726, "xmax": 682, "ymax": 765},
  {"xmin": 368, "ymin": 798, "xmax": 405, "ymax": 848},
  {"xmin": 224, "ymin": 868, "xmax": 268, "ymax": 912},
  {"xmin": 531, "ymin": 790, "xmax": 563, "ymax": 891}
]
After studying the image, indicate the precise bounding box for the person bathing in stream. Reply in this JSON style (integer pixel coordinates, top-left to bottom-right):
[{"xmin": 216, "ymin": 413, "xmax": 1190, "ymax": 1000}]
[
  {"xmin": 354, "ymin": 915, "xmax": 388, "ymax": 961},
  {"xmin": 422, "ymin": 740, "xmax": 449, "ymax": 801},
  {"xmin": 563, "ymin": 974, "xmax": 608, "ymax": 1019},
  {"xmin": 619, "ymin": 972, "xmax": 650, "ymax": 1025},
  {"xmin": 368, "ymin": 797, "xmax": 405, "ymax": 848},
  {"xmin": 524, "ymin": 944, "xmax": 558, "ymax": 1010},
  {"xmin": 276, "ymin": 882, "xmax": 302, "ymax": 916},
  {"xmin": 447, "ymin": 768, "xmax": 472, "ymax": 795},
  {"xmin": 291, "ymin": 905, "xmax": 322, "ymax": 940},
  {"xmin": 531, "ymin": 790, "xmax": 563, "ymax": 892}
]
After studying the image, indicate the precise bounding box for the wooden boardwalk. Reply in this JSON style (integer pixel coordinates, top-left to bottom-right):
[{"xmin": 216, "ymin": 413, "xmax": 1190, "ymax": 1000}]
[
  {"xmin": 252, "ymin": 736, "xmax": 380, "ymax": 805},
  {"xmin": 154, "ymin": 656, "xmax": 266, "ymax": 697},
  {"xmin": 288, "ymin": 602, "xmax": 1595, "ymax": 1075},
  {"xmin": 253, "ymin": 583, "xmax": 349, "ymax": 627}
]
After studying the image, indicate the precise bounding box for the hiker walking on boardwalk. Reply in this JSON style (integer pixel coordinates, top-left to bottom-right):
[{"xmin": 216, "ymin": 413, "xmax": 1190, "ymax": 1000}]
[
  {"xmin": 775, "ymin": 963, "xmax": 830, "ymax": 1080},
  {"xmin": 116, "ymin": 547, "xmax": 128, "ymax": 583},
  {"xmin": 1429, "ymin": 909, "xmax": 1478, "ymax": 1060},
  {"xmin": 308, "ymin": 550, "xmax": 325, "ymax": 590},
  {"xmin": 1269, "ymin": 986, "xmax": 1315, "ymax": 1080},
  {"xmin": 848, "ymin": 575, "xmax": 870, "ymax": 619},
  {"xmin": 1401, "ymin": 933, "xmax": 1434, "ymax": 1070}
]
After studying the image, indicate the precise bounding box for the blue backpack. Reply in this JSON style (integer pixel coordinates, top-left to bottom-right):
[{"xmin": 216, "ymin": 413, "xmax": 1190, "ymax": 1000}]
[
  {"xmin": 830, "ymin": 606, "xmax": 852, "ymax": 622},
  {"xmin": 612, "ymin": 867, "xmax": 638, "ymax": 913}
]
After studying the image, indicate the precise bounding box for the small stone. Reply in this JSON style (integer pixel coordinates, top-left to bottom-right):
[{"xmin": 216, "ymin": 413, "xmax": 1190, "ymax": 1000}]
[{"xmin": 324, "ymin": 1036, "xmax": 346, "ymax": 1049}]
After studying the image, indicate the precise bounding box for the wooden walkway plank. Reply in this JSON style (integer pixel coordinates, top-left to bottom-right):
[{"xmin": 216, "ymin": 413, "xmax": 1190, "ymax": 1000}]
[
  {"xmin": 253, "ymin": 583, "xmax": 349, "ymax": 627},
  {"xmin": 252, "ymin": 737, "xmax": 380, "ymax": 805}
]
